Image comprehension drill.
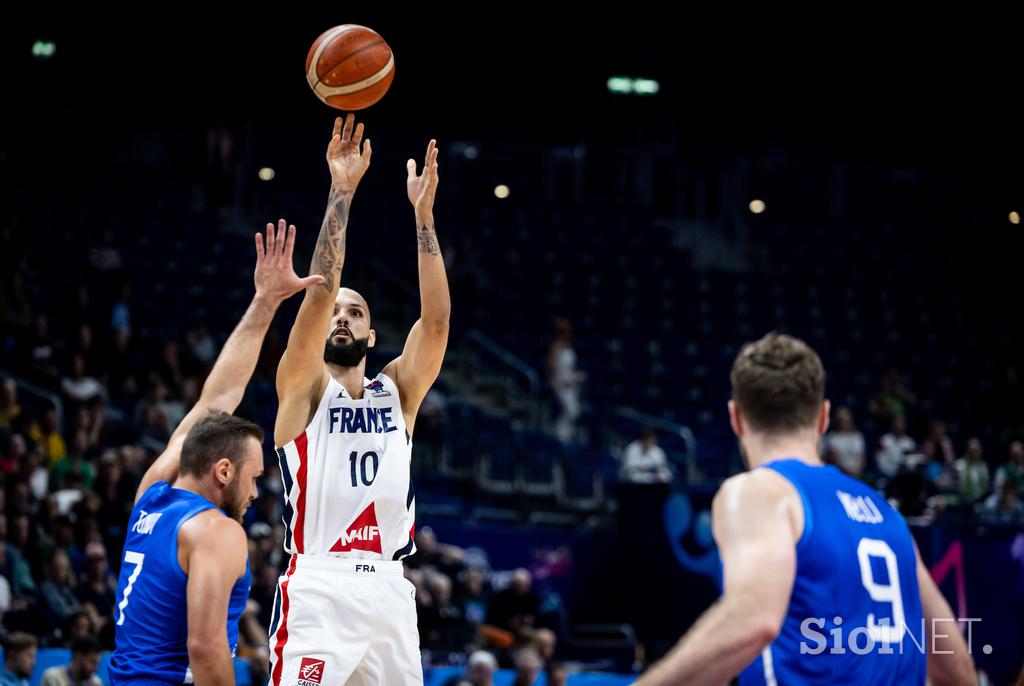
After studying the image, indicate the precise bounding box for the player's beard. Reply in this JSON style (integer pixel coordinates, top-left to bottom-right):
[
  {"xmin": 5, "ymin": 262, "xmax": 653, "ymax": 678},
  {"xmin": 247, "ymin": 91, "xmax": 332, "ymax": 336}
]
[
  {"xmin": 222, "ymin": 475, "xmax": 247, "ymax": 523},
  {"xmin": 324, "ymin": 336, "xmax": 369, "ymax": 367}
]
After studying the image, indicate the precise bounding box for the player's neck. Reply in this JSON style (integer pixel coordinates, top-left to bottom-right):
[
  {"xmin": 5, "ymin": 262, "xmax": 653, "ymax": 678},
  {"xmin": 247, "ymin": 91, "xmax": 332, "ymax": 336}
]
[
  {"xmin": 172, "ymin": 474, "xmax": 223, "ymax": 510},
  {"xmin": 327, "ymin": 361, "xmax": 368, "ymax": 399},
  {"xmin": 742, "ymin": 432, "xmax": 823, "ymax": 470}
]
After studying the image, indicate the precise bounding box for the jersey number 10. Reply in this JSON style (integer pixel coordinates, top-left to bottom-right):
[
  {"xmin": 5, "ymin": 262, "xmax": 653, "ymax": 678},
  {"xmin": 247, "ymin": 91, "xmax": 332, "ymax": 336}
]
[{"xmin": 349, "ymin": 451, "xmax": 379, "ymax": 487}]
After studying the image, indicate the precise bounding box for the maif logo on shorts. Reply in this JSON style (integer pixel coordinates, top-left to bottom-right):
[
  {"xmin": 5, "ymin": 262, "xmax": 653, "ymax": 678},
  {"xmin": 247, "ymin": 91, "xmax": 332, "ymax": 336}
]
[{"xmin": 297, "ymin": 657, "xmax": 326, "ymax": 686}]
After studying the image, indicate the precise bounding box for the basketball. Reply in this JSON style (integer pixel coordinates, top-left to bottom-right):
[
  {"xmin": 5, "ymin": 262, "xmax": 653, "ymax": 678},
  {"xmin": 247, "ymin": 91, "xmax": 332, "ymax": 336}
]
[{"xmin": 305, "ymin": 24, "xmax": 395, "ymax": 111}]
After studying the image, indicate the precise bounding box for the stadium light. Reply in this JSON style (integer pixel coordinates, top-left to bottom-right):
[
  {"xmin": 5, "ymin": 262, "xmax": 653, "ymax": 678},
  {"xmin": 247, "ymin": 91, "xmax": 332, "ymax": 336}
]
[
  {"xmin": 607, "ymin": 77, "xmax": 633, "ymax": 94},
  {"xmin": 632, "ymin": 79, "xmax": 660, "ymax": 95},
  {"xmin": 32, "ymin": 41, "xmax": 56, "ymax": 58}
]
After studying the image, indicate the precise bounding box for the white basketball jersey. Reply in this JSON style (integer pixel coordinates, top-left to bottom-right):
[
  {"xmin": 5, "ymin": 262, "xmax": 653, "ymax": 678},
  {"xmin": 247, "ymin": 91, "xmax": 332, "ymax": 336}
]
[{"xmin": 275, "ymin": 372, "xmax": 416, "ymax": 560}]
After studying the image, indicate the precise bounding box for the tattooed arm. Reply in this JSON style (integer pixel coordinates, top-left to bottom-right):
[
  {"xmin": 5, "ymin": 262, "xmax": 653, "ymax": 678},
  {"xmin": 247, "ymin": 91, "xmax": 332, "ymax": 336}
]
[
  {"xmin": 382, "ymin": 139, "xmax": 451, "ymax": 436},
  {"xmin": 275, "ymin": 115, "xmax": 372, "ymax": 444}
]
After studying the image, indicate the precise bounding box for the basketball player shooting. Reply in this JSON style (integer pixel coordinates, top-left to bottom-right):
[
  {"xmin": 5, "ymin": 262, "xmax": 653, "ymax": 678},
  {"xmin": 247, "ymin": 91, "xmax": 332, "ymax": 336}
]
[
  {"xmin": 269, "ymin": 114, "xmax": 449, "ymax": 685},
  {"xmin": 636, "ymin": 334, "xmax": 976, "ymax": 686}
]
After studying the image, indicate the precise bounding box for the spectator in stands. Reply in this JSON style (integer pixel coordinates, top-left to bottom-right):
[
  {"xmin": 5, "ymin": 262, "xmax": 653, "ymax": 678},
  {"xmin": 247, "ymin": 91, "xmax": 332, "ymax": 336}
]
[
  {"xmin": 465, "ymin": 651, "xmax": 497, "ymax": 685},
  {"xmin": 981, "ymin": 480, "xmax": 1024, "ymax": 520},
  {"xmin": 408, "ymin": 568, "xmax": 435, "ymax": 646},
  {"xmin": 74, "ymin": 326, "xmax": 97, "ymax": 374},
  {"xmin": 20, "ymin": 444, "xmax": 49, "ymax": 501},
  {"xmin": 148, "ymin": 381, "xmax": 185, "ymax": 435},
  {"xmin": 154, "ymin": 341, "xmax": 185, "ymax": 397},
  {"xmin": 511, "ymin": 647, "xmax": 543, "ymax": 686},
  {"xmin": 869, "ymin": 368, "xmax": 916, "ymax": 423},
  {"xmin": 449, "ymin": 650, "xmax": 496, "ymax": 686},
  {"xmin": 955, "ymin": 438, "xmax": 990, "ymax": 504},
  {"xmin": 885, "ymin": 462, "xmax": 935, "ymax": 518},
  {"xmin": 547, "ymin": 663, "xmax": 569, "ymax": 686},
  {"xmin": 0, "ymin": 547, "xmax": 11, "ymax": 616},
  {"xmin": 110, "ymin": 286, "xmax": 131, "ymax": 334},
  {"xmin": 68, "ymin": 405, "xmax": 103, "ymax": 458},
  {"xmin": 434, "ymin": 573, "xmax": 472, "ymax": 650},
  {"xmin": 921, "ymin": 438, "xmax": 956, "ymax": 494},
  {"xmin": 62, "ymin": 611, "xmax": 96, "ymax": 646},
  {"xmin": 49, "ymin": 515, "xmax": 84, "ymax": 573},
  {"xmin": 250, "ymin": 565, "xmax": 278, "ymax": 631},
  {"xmin": 0, "ymin": 434, "xmax": 27, "ymax": 477},
  {"xmin": 547, "ymin": 319, "xmax": 585, "ymax": 444},
  {"xmin": 457, "ymin": 567, "xmax": 490, "ymax": 639},
  {"xmin": 24, "ymin": 315, "xmax": 60, "ymax": 384},
  {"xmin": 620, "ymin": 428, "xmax": 672, "ymax": 484},
  {"xmin": 136, "ymin": 402, "xmax": 170, "ymax": 452},
  {"xmin": 534, "ymin": 627, "xmax": 557, "ymax": 658},
  {"xmin": 238, "ymin": 599, "xmax": 270, "ymax": 686},
  {"xmin": 40, "ymin": 637, "xmax": 102, "ymax": 686},
  {"xmin": 0, "ymin": 633, "xmax": 37, "ymax": 686},
  {"xmin": 38, "ymin": 550, "xmax": 80, "ymax": 632},
  {"xmin": 60, "ymin": 355, "xmax": 105, "ymax": 407},
  {"xmin": 93, "ymin": 450, "xmax": 132, "ymax": 544},
  {"xmin": 876, "ymin": 415, "xmax": 916, "ymax": 478},
  {"xmin": 118, "ymin": 445, "xmax": 146, "ymax": 485},
  {"xmin": 418, "ymin": 570, "xmax": 464, "ymax": 651},
  {"xmin": 488, "ymin": 569, "xmax": 540, "ymax": 636},
  {"xmin": 51, "ymin": 434, "xmax": 95, "ymax": 492},
  {"xmin": 408, "ymin": 527, "xmax": 466, "ymax": 578},
  {"xmin": 87, "ymin": 228, "xmax": 123, "ymax": 278},
  {"xmin": 0, "ymin": 514, "xmax": 36, "ymax": 598},
  {"xmin": 29, "ymin": 406, "xmax": 66, "ymax": 466},
  {"xmin": 994, "ymin": 440, "xmax": 1024, "ymax": 498},
  {"xmin": 0, "ymin": 380, "xmax": 22, "ymax": 430},
  {"xmin": 926, "ymin": 420, "xmax": 956, "ymax": 464},
  {"xmin": 8, "ymin": 514, "xmax": 44, "ymax": 584},
  {"xmin": 186, "ymin": 325, "xmax": 217, "ymax": 366},
  {"xmin": 823, "ymin": 407, "xmax": 866, "ymax": 478},
  {"xmin": 74, "ymin": 543, "xmax": 115, "ymax": 630}
]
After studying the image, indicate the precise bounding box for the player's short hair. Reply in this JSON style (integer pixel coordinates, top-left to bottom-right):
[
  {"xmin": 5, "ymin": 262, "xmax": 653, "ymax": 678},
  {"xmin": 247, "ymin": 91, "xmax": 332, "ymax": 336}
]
[
  {"xmin": 179, "ymin": 410, "xmax": 264, "ymax": 477},
  {"xmin": 730, "ymin": 332, "xmax": 825, "ymax": 434}
]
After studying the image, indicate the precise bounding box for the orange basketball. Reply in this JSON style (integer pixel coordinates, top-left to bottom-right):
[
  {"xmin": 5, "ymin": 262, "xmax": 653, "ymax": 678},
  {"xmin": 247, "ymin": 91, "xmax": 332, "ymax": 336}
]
[{"xmin": 305, "ymin": 25, "xmax": 395, "ymax": 111}]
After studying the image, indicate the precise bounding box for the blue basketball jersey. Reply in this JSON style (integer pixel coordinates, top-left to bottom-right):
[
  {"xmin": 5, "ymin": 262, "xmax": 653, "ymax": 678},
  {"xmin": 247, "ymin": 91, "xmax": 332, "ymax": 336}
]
[
  {"xmin": 738, "ymin": 460, "xmax": 926, "ymax": 686},
  {"xmin": 109, "ymin": 482, "xmax": 251, "ymax": 685}
]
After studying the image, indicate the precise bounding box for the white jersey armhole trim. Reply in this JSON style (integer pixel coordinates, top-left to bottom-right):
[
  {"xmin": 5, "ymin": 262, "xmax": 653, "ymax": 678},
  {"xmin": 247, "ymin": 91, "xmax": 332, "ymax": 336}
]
[
  {"xmin": 761, "ymin": 644, "xmax": 776, "ymax": 686},
  {"xmin": 275, "ymin": 377, "xmax": 341, "ymax": 449}
]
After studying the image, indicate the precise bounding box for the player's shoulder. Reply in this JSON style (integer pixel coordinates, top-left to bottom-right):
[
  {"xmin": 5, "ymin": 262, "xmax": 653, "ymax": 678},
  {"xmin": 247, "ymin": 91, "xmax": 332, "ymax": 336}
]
[
  {"xmin": 178, "ymin": 510, "xmax": 247, "ymax": 577},
  {"xmin": 179, "ymin": 509, "xmax": 247, "ymax": 551},
  {"xmin": 715, "ymin": 467, "xmax": 798, "ymax": 508},
  {"xmin": 713, "ymin": 468, "xmax": 805, "ymax": 545},
  {"xmin": 713, "ymin": 468, "xmax": 802, "ymax": 522}
]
